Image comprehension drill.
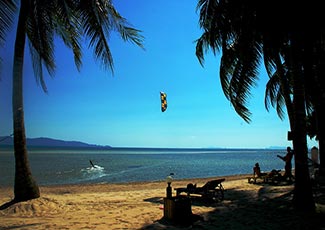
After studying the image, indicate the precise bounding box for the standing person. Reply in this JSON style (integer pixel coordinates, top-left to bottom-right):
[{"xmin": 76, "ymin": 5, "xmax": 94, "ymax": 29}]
[{"xmin": 277, "ymin": 147, "xmax": 294, "ymax": 181}]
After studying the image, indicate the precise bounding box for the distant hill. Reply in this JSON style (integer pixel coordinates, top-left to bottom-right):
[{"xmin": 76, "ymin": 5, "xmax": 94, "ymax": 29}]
[
  {"xmin": 0, "ymin": 136, "xmax": 111, "ymax": 149},
  {"xmin": 268, "ymin": 146, "xmax": 286, "ymax": 150}
]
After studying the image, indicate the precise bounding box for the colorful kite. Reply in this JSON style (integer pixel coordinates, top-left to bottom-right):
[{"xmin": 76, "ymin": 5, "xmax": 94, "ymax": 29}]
[{"xmin": 160, "ymin": 92, "xmax": 167, "ymax": 112}]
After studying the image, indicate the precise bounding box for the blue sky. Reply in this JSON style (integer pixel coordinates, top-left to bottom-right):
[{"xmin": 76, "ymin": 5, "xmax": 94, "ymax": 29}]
[{"xmin": 0, "ymin": 0, "xmax": 318, "ymax": 149}]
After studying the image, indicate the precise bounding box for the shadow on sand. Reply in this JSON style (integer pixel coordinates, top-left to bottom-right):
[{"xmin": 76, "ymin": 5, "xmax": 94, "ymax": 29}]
[
  {"xmin": 0, "ymin": 200, "xmax": 18, "ymax": 210},
  {"xmin": 142, "ymin": 183, "xmax": 325, "ymax": 229}
]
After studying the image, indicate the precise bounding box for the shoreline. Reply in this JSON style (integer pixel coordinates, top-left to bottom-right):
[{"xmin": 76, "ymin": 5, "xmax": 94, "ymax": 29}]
[
  {"xmin": 1, "ymin": 174, "xmax": 324, "ymax": 229},
  {"xmin": 0, "ymin": 173, "xmax": 251, "ymax": 191}
]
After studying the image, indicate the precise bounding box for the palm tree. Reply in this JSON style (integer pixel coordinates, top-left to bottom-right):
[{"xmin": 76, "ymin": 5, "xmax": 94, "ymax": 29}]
[
  {"xmin": 266, "ymin": 41, "xmax": 324, "ymax": 172},
  {"xmin": 266, "ymin": 34, "xmax": 325, "ymax": 176},
  {"xmin": 304, "ymin": 37, "xmax": 325, "ymax": 175},
  {"xmin": 1, "ymin": 0, "xmax": 144, "ymax": 202},
  {"xmin": 195, "ymin": 0, "xmax": 316, "ymax": 211}
]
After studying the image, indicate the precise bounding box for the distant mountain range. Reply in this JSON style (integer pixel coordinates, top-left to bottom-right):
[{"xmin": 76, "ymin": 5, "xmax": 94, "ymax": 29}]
[
  {"xmin": 0, "ymin": 135, "xmax": 286, "ymax": 150},
  {"xmin": 0, "ymin": 136, "xmax": 111, "ymax": 148}
]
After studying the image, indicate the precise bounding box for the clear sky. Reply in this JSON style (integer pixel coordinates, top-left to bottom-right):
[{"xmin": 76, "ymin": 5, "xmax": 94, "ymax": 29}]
[{"xmin": 0, "ymin": 0, "xmax": 318, "ymax": 149}]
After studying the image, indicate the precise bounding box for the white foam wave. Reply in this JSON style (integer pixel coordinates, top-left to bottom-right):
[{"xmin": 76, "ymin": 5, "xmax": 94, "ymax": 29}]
[{"xmin": 80, "ymin": 164, "xmax": 106, "ymax": 180}]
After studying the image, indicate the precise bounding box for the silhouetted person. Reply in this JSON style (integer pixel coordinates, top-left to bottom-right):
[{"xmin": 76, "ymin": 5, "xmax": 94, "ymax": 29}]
[
  {"xmin": 277, "ymin": 147, "xmax": 294, "ymax": 181},
  {"xmin": 89, "ymin": 160, "xmax": 95, "ymax": 168},
  {"xmin": 253, "ymin": 162, "xmax": 267, "ymax": 177}
]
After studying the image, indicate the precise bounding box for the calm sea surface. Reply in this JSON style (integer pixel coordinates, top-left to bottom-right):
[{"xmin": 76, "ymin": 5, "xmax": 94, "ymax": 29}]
[{"xmin": 0, "ymin": 147, "xmax": 289, "ymax": 186}]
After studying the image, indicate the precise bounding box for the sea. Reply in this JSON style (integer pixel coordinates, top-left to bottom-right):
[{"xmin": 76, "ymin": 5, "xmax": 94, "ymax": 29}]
[{"xmin": 0, "ymin": 147, "xmax": 290, "ymax": 187}]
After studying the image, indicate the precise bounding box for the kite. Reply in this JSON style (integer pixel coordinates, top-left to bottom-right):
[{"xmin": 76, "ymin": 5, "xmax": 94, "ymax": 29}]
[{"xmin": 160, "ymin": 92, "xmax": 167, "ymax": 112}]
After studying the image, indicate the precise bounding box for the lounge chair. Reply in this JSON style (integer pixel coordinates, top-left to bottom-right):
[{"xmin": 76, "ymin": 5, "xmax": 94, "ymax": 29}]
[
  {"xmin": 247, "ymin": 169, "xmax": 282, "ymax": 184},
  {"xmin": 174, "ymin": 178, "xmax": 225, "ymax": 201},
  {"xmin": 247, "ymin": 174, "xmax": 268, "ymax": 184}
]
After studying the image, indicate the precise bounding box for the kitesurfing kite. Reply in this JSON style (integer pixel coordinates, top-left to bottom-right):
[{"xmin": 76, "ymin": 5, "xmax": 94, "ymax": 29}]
[{"xmin": 160, "ymin": 92, "xmax": 167, "ymax": 112}]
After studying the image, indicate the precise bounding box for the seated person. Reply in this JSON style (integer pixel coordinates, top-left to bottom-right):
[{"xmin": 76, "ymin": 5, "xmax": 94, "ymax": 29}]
[
  {"xmin": 253, "ymin": 162, "xmax": 267, "ymax": 177},
  {"xmin": 187, "ymin": 183, "xmax": 196, "ymax": 189}
]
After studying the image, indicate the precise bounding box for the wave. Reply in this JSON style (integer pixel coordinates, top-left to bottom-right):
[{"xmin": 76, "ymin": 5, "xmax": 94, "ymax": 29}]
[{"xmin": 80, "ymin": 165, "xmax": 106, "ymax": 181}]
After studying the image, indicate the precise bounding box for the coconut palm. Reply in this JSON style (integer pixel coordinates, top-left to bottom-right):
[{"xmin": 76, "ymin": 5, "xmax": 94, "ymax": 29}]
[
  {"xmin": 195, "ymin": 0, "xmax": 316, "ymax": 211},
  {"xmin": 265, "ymin": 52, "xmax": 319, "ymax": 160},
  {"xmin": 266, "ymin": 33, "xmax": 325, "ymax": 176},
  {"xmin": 304, "ymin": 37, "xmax": 325, "ymax": 174},
  {"xmin": 1, "ymin": 0, "xmax": 144, "ymax": 202}
]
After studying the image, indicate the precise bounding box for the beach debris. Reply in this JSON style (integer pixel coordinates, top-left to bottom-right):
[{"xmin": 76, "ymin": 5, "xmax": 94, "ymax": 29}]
[{"xmin": 160, "ymin": 92, "xmax": 167, "ymax": 112}]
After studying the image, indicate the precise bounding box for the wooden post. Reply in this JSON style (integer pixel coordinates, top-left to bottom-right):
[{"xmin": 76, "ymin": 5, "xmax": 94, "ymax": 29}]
[
  {"xmin": 163, "ymin": 197, "xmax": 192, "ymax": 222},
  {"xmin": 163, "ymin": 198, "xmax": 175, "ymax": 220}
]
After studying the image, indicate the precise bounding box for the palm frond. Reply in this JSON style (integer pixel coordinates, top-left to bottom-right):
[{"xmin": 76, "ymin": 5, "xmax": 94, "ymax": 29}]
[
  {"xmin": 264, "ymin": 71, "xmax": 286, "ymax": 120},
  {"xmin": 26, "ymin": 0, "xmax": 56, "ymax": 92},
  {"xmin": 79, "ymin": 0, "xmax": 144, "ymax": 73},
  {"xmin": 219, "ymin": 45, "xmax": 236, "ymax": 100},
  {"xmin": 195, "ymin": 32, "xmax": 212, "ymax": 66},
  {"xmin": 106, "ymin": 3, "xmax": 144, "ymax": 48},
  {"xmin": 221, "ymin": 36, "xmax": 262, "ymax": 123},
  {"xmin": 0, "ymin": 0, "xmax": 16, "ymax": 45},
  {"xmin": 28, "ymin": 40, "xmax": 47, "ymax": 92},
  {"xmin": 52, "ymin": 0, "xmax": 83, "ymax": 71},
  {"xmin": 0, "ymin": 0, "xmax": 17, "ymax": 71},
  {"xmin": 196, "ymin": 0, "xmax": 262, "ymax": 123}
]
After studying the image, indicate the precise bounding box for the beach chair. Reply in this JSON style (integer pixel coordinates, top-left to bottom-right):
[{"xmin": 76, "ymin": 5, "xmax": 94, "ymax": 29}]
[
  {"xmin": 174, "ymin": 178, "xmax": 225, "ymax": 201},
  {"xmin": 247, "ymin": 174, "xmax": 268, "ymax": 184},
  {"xmin": 247, "ymin": 169, "xmax": 282, "ymax": 184}
]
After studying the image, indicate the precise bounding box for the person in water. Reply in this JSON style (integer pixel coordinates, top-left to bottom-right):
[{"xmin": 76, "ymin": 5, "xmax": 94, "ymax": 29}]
[{"xmin": 89, "ymin": 160, "xmax": 95, "ymax": 168}]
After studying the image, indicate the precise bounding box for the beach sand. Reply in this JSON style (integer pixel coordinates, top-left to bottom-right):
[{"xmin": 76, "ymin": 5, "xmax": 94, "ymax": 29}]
[{"xmin": 1, "ymin": 174, "xmax": 324, "ymax": 230}]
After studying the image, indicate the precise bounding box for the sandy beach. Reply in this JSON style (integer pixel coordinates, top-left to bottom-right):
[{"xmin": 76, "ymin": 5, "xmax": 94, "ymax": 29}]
[{"xmin": 1, "ymin": 174, "xmax": 324, "ymax": 230}]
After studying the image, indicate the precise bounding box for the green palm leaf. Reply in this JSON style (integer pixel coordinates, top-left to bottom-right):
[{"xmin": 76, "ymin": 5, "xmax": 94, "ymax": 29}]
[{"xmin": 0, "ymin": 0, "xmax": 16, "ymax": 71}]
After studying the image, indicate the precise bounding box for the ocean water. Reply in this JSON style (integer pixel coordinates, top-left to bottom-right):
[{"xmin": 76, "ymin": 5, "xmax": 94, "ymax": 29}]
[{"xmin": 0, "ymin": 147, "xmax": 288, "ymax": 187}]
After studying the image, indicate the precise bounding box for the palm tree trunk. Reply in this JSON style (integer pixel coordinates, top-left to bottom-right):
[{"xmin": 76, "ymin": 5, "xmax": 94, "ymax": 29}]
[
  {"xmin": 315, "ymin": 36, "xmax": 325, "ymax": 176},
  {"xmin": 12, "ymin": 2, "xmax": 40, "ymax": 202},
  {"xmin": 291, "ymin": 73, "xmax": 314, "ymax": 211},
  {"xmin": 317, "ymin": 101, "xmax": 325, "ymax": 175},
  {"xmin": 316, "ymin": 53, "xmax": 325, "ymax": 176},
  {"xmin": 290, "ymin": 35, "xmax": 315, "ymax": 212}
]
